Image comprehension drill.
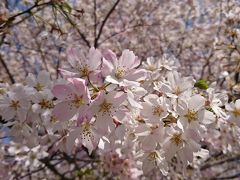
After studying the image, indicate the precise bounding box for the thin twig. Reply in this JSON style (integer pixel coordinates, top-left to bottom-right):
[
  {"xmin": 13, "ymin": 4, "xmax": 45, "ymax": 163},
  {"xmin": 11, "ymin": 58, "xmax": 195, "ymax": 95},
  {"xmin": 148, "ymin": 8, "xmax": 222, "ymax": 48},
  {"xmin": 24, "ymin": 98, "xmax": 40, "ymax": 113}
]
[{"xmin": 94, "ymin": 0, "xmax": 120, "ymax": 47}]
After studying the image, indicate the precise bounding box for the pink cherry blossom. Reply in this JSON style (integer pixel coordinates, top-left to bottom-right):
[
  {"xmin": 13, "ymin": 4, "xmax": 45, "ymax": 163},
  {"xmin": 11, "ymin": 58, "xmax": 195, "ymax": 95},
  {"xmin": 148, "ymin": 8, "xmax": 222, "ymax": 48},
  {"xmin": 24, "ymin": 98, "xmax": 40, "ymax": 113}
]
[
  {"xmin": 102, "ymin": 49, "xmax": 147, "ymax": 87},
  {"xmin": 52, "ymin": 78, "xmax": 90, "ymax": 121}
]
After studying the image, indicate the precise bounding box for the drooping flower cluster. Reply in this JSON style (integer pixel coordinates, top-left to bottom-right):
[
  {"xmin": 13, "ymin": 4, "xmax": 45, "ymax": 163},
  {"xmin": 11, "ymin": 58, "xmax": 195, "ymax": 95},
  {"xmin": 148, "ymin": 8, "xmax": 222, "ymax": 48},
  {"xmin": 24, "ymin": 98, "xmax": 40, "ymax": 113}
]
[{"xmin": 0, "ymin": 47, "xmax": 240, "ymax": 179}]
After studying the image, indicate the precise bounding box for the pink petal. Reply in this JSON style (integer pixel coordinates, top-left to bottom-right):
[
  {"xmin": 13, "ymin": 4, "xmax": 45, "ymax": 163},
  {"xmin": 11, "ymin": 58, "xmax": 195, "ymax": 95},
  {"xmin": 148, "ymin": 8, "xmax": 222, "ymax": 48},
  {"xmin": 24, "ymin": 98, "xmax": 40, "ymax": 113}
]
[
  {"xmin": 88, "ymin": 47, "xmax": 102, "ymax": 70},
  {"xmin": 52, "ymin": 101, "xmax": 78, "ymax": 121},
  {"xmin": 119, "ymin": 49, "xmax": 135, "ymax": 68},
  {"xmin": 59, "ymin": 68, "xmax": 79, "ymax": 79},
  {"xmin": 70, "ymin": 78, "xmax": 87, "ymax": 96},
  {"xmin": 125, "ymin": 69, "xmax": 147, "ymax": 82},
  {"xmin": 52, "ymin": 84, "xmax": 74, "ymax": 100},
  {"xmin": 102, "ymin": 58, "xmax": 114, "ymax": 77},
  {"xmin": 102, "ymin": 49, "xmax": 117, "ymax": 63},
  {"xmin": 107, "ymin": 91, "xmax": 127, "ymax": 107},
  {"xmin": 189, "ymin": 95, "xmax": 205, "ymax": 111}
]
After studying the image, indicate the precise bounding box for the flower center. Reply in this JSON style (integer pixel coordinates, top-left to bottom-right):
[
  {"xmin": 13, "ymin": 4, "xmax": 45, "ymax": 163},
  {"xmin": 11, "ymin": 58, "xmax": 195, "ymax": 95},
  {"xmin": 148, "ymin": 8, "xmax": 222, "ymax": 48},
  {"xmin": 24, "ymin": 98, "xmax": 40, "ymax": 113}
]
[
  {"xmin": 175, "ymin": 86, "xmax": 181, "ymax": 95},
  {"xmin": 79, "ymin": 66, "xmax": 89, "ymax": 77},
  {"xmin": 50, "ymin": 115, "xmax": 57, "ymax": 123},
  {"xmin": 39, "ymin": 99, "xmax": 53, "ymax": 109},
  {"xmin": 232, "ymin": 108, "xmax": 240, "ymax": 117},
  {"xmin": 147, "ymin": 152, "xmax": 159, "ymax": 161},
  {"xmin": 82, "ymin": 123, "xmax": 93, "ymax": 141},
  {"xmin": 10, "ymin": 100, "xmax": 20, "ymax": 110},
  {"xmin": 153, "ymin": 105, "xmax": 164, "ymax": 116},
  {"xmin": 72, "ymin": 95, "xmax": 84, "ymax": 108},
  {"xmin": 99, "ymin": 99, "xmax": 112, "ymax": 114},
  {"xmin": 115, "ymin": 68, "xmax": 126, "ymax": 79},
  {"xmin": 34, "ymin": 83, "xmax": 44, "ymax": 91},
  {"xmin": 171, "ymin": 133, "xmax": 183, "ymax": 146},
  {"xmin": 184, "ymin": 109, "xmax": 198, "ymax": 123},
  {"xmin": 148, "ymin": 65, "xmax": 157, "ymax": 71}
]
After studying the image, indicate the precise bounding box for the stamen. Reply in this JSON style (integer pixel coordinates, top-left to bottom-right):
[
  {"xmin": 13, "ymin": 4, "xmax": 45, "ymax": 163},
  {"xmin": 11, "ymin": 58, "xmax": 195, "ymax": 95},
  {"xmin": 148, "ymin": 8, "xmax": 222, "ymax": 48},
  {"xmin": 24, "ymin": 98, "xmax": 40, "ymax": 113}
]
[
  {"xmin": 9, "ymin": 100, "xmax": 20, "ymax": 110},
  {"xmin": 72, "ymin": 95, "xmax": 84, "ymax": 108},
  {"xmin": 39, "ymin": 99, "xmax": 53, "ymax": 109},
  {"xmin": 34, "ymin": 83, "xmax": 44, "ymax": 91},
  {"xmin": 153, "ymin": 105, "xmax": 164, "ymax": 116},
  {"xmin": 171, "ymin": 133, "xmax": 183, "ymax": 146},
  {"xmin": 184, "ymin": 109, "xmax": 198, "ymax": 123},
  {"xmin": 99, "ymin": 99, "xmax": 112, "ymax": 114},
  {"xmin": 147, "ymin": 152, "xmax": 159, "ymax": 161},
  {"xmin": 115, "ymin": 68, "xmax": 126, "ymax": 79}
]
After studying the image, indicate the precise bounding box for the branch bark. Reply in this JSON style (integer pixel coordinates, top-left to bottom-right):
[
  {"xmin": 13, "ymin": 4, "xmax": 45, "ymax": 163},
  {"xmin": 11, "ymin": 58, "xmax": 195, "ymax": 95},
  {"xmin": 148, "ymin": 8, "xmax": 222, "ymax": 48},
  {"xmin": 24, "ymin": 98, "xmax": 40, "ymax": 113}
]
[{"xmin": 94, "ymin": 0, "xmax": 120, "ymax": 47}]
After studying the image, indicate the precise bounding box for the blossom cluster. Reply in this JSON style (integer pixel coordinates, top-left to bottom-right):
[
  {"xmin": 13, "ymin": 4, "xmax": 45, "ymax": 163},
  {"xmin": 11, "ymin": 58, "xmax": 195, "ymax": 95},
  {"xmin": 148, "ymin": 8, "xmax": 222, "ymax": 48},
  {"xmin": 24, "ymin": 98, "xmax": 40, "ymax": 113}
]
[{"xmin": 0, "ymin": 47, "xmax": 240, "ymax": 179}]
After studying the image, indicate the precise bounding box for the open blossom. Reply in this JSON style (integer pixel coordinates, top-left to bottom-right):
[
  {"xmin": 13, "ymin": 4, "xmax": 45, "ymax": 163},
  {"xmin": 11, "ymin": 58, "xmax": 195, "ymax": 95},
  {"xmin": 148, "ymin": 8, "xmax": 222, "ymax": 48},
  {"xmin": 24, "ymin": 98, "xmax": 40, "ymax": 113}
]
[
  {"xmin": 52, "ymin": 78, "xmax": 90, "ymax": 121},
  {"xmin": 102, "ymin": 49, "xmax": 146, "ymax": 87},
  {"xmin": 143, "ymin": 57, "xmax": 162, "ymax": 72},
  {"xmin": 126, "ymin": 86, "xmax": 147, "ymax": 109},
  {"xmin": 143, "ymin": 54, "xmax": 177, "ymax": 72},
  {"xmin": 141, "ymin": 150, "xmax": 168, "ymax": 175},
  {"xmin": 0, "ymin": 84, "xmax": 30, "ymax": 121},
  {"xmin": 31, "ymin": 89, "xmax": 54, "ymax": 115},
  {"xmin": 226, "ymin": 99, "xmax": 240, "ymax": 127},
  {"xmin": 66, "ymin": 120, "xmax": 100, "ymax": 154},
  {"xmin": 158, "ymin": 71, "xmax": 194, "ymax": 99},
  {"xmin": 141, "ymin": 94, "xmax": 170, "ymax": 124},
  {"xmin": 162, "ymin": 127, "xmax": 202, "ymax": 164},
  {"xmin": 90, "ymin": 90, "xmax": 127, "ymax": 134},
  {"xmin": 137, "ymin": 123, "xmax": 165, "ymax": 151},
  {"xmin": 177, "ymin": 95, "xmax": 215, "ymax": 130},
  {"xmin": 60, "ymin": 46, "xmax": 102, "ymax": 80},
  {"xmin": 206, "ymin": 88, "xmax": 228, "ymax": 118},
  {"xmin": 26, "ymin": 70, "xmax": 52, "ymax": 91}
]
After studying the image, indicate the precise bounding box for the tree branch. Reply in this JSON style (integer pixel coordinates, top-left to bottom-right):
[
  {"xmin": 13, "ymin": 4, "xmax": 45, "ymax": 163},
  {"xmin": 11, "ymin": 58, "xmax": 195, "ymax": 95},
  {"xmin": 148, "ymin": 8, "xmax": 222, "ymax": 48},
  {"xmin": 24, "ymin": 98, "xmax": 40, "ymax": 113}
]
[
  {"xmin": 0, "ymin": 53, "xmax": 15, "ymax": 84},
  {"xmin": 94, "ymin": 0, "xmax": 120, "ymax": 47}
]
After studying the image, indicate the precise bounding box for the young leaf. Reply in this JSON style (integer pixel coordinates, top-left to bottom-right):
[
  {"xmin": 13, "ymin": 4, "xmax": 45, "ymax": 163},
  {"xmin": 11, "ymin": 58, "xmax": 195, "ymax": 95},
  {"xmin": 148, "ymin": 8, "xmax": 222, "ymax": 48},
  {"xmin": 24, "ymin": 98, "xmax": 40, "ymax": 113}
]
[{"xmin": 194, "ymin": 79, "xmax": 209, "ymax": 90}]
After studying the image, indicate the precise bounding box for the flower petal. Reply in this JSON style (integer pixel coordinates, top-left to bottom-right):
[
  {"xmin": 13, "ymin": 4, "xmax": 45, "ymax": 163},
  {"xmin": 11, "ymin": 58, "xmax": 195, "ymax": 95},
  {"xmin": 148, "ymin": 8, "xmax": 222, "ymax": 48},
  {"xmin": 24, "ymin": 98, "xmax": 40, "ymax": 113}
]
[{"xmin": 52, "ymin": 101, "xmax": 77, "ymax": 121}]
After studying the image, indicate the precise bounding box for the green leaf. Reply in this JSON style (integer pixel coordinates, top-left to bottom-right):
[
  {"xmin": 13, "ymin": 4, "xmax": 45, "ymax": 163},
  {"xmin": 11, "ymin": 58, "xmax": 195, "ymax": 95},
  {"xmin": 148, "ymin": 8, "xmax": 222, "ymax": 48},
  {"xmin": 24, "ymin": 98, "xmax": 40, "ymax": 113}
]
[{"xmin": 194, "ymin": 79, "xmax": 209, "ymax": 90}]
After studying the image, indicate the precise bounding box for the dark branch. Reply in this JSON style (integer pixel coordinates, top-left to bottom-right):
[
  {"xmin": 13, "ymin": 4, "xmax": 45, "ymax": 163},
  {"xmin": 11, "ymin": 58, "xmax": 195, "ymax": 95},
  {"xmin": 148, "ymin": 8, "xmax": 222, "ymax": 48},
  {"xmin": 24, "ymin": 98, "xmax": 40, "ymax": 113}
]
[
  {"xmin": 0, "ymin": 53, "xmax": 15, "ymax": 84},
  {"xmin": 0, "ymin": 1, "xmax": 52, "ymax": 31},
  {"xmin": 58, "ymin": 6, "xmax": 91, "ymax": 48},
  {"xmin": 94, "ymin": 0, "xmax": 120, "ymax": 47}
]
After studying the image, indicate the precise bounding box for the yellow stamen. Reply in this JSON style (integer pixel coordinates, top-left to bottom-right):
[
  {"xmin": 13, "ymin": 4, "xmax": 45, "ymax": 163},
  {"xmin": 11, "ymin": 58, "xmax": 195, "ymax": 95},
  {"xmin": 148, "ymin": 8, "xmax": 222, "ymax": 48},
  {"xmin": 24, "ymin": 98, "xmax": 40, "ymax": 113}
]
[
  {"xmin": 147, "ymin": 152, "xmax": 159, "ymax": 161},
  {"xmin": 72, "ymin": 95, "xmax": 84, "ymax": 108},
  {"xmin": 9, "ymin": 100, "xmax": 20, "ymax": 110},
  {"xmin": 99, "ymin": 99, "xmax": 112, "ymax": 114},
  {"xmin": 175, "ymin": 86, "xmax": 181, "ymax": 95},
  {"xmin": 39, "ymin": 99, "xmax": 53, "ymax": 109},
  {"xmin": 34, "ymin": 83, "xmax": 44, "ymax": 91},
  {"xmin": 79, "ymin": 66, "xmax": 89, "ymax": 77},
  {"xmin": 184, "ymin": 109, "xmax": 198, "ymax": 123},
  {"xmin": 153, "ymin": 105, "xmax": 164, "ymax": 116},
  {"xmin": 115, "ymin": 68, "xmax": 126, "ymax": 79},
  {"xmin": 171, "ymin": 133, "xmax": 183, "ymax": 146}
]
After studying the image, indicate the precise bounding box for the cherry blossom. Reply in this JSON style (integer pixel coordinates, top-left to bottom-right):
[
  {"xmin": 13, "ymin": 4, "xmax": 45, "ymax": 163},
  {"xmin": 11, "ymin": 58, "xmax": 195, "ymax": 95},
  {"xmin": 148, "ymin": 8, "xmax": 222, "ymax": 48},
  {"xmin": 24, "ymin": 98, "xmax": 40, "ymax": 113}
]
[
  {"xmin": 103, "ymin": 49, "xmax": 147, "ymax": 87},
  {"xmin": 52, "ymin": 78, "xmax": 90, "ymax": 121},
  {"xmin": 0, "ymin": 84, "xmax": 31, "ymax": 121}
]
